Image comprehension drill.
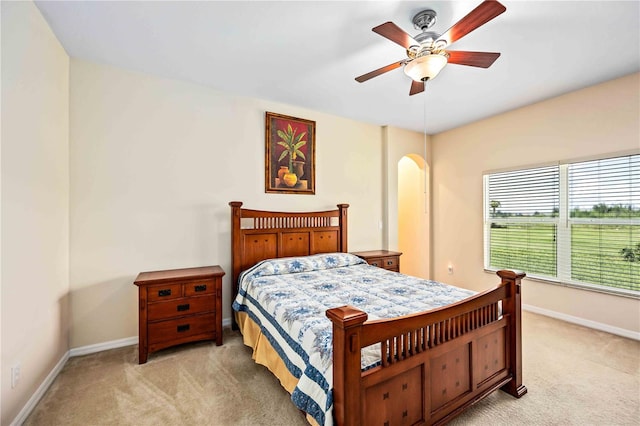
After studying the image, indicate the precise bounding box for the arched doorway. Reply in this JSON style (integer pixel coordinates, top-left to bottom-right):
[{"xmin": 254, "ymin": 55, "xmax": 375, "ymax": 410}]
[{"xmin": 398, "ymin": 154, "xmax": 429, "ymax": 278}]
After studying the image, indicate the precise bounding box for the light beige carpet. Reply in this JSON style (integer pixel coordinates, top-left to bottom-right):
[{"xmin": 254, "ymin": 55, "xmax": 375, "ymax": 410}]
[{"xmin": 24, "ymin": 311, "xmax": 639, "ymax": 425}]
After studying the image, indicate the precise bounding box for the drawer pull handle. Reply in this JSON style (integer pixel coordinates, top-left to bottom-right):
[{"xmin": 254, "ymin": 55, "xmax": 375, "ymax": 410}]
[
  {"xmin": 387, "ymin": 260, "xmax": 393, "ymax": 265},
  {"xmin": 194, "ymin": 285, "xmax": 207, "ymax": 292},
  {"xmin": 371, "ymin": 262, "xmax": 379, "ymax": 267},
  {"xmin": 177, "ymin": 304, "xmax": 190, "ymax": 312},
  {"xmin": 177, "ymin": 324, "xmax": 190, "ymax": 333},
  {"xmin": 158, "ymin": 289, "xmax": 172, "ymax": 297}
]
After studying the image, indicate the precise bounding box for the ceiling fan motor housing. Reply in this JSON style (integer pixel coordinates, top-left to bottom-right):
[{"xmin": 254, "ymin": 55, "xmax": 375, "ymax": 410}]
[
  {"xmin": 414, "ymin": 31, "xmax": 440, "ymax": 45},
  {"xmin": 412, "ymin": 9, "xmax": 437, "ymax": 31}
]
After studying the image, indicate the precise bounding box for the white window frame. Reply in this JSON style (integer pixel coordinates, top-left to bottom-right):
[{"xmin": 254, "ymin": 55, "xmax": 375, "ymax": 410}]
[{"xmin": 484, "ymin": 153, "xmax": 639, "ymax": 299}]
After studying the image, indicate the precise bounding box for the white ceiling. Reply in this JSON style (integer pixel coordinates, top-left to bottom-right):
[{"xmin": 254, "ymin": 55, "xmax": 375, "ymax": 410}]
[{"xmin": 35, "ymin": 1, "xmax": 640, "ymax": 134}]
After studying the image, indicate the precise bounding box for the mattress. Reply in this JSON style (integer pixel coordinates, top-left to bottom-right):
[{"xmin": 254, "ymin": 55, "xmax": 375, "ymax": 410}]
[{"xmin": 231, "ymin": 252, "xmax": 476, "ymax": 426}]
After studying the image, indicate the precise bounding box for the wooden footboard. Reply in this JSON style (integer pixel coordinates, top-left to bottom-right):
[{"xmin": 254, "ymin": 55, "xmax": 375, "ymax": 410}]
[{"xmin": 327, "ymin": 270, "xmax": 527, "ymax": 426}]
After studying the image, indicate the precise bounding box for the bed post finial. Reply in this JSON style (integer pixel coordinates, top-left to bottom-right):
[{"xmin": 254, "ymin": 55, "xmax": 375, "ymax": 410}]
[
  {"xmin": 337, "ymin": 203, "xmax": 349, "ymax": 253},
  {"xmin": 497, "ymin": 269, "xmax": 527, "ymax": 398}
]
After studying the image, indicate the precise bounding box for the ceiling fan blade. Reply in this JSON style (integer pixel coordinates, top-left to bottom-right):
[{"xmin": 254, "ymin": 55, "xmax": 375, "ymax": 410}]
[
  {"xmin": 437, "ymin": 0, "xmax": 506, "ymax": 46},
  {"xmin": 409, "ymin": 80, "xmax": 425, "ymax": 96},
  {"xmin": 355, "ymin": 60, "xmax": 405, "ymax": 83},
  {"xmin": 447, "ymin": 51, "xmax": 501, "ymax": 68},
  {"xmin": 372, "ymin": 22, "xmax": 420, "ymax": 49}
]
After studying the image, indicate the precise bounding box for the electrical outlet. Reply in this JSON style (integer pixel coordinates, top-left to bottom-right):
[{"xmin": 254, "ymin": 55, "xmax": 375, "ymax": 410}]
[
  {"xmin": 447, "ymin": 264, "xmax": 453, "ymax": 275},
  {"xmin": 11, "ymin": 364, "xmax": 21, "ymax": 388}
]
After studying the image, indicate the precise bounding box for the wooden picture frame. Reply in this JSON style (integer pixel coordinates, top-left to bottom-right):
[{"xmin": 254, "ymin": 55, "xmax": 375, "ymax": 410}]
[{"xmin": 265, "ymin": 111, "xmax": 315, "ymax": 194}]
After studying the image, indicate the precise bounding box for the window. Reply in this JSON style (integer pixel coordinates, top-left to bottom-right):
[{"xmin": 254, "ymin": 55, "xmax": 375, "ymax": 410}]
[{"xmin": 484, "ymin": 154, "xmax": 639, "ymax": 296}]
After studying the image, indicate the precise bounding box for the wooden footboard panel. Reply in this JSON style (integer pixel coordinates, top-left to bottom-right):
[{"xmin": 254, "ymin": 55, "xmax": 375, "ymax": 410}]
[{"xmin": 327, "ymin": 270, "xmax": 527, "ymax": 426}]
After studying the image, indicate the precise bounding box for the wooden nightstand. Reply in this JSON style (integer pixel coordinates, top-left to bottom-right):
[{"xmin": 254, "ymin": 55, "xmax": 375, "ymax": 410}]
[
  {"xmin": 351, "ymin": 250, "xmax": 402, "ymax": 272},
  {"xmin": 134, "ymin": 265, "xmax": 225, "ymax": 364}
]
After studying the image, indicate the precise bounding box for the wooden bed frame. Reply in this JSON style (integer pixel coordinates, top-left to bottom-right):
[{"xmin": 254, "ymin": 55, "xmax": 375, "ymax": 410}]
[{"xmin": 229, "ymin": 201, "xmax": 527, "ymax": 425}]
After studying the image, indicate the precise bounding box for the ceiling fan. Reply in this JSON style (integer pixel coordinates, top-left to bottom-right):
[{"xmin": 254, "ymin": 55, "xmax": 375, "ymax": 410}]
[{"xmin": 355, "ymin": 0, "xmax": 506, "ymax": 96}]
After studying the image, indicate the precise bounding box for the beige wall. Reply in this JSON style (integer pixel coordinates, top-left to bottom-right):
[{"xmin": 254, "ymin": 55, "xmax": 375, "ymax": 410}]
[
  {"xmin": 431, "ymin": 72, "xmax": 640, "ymax": 334},
  {"xmin": 1, "ymin": 1, "xmax": 70, "ymax": 423},
  {"xmin": 69, "ymin": 59, "xmax": 388, "ymax": 347}
]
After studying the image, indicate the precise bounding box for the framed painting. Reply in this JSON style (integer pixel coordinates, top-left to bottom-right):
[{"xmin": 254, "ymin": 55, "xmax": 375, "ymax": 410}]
[{"xmin": 265, "ymin": 111, "xmax": 316, "ymax": 194}]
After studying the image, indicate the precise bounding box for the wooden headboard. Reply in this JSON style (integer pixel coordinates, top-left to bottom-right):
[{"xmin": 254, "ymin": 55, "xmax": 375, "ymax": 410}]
[{"xmin": 229, "ymin": 201, "xmax": 349, "ymax": 304}]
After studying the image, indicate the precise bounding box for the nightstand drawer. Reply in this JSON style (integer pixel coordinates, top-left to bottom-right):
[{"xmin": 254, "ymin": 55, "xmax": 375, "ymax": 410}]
[
  {"xmin": 384, "ymin": 256, "xmax": 398, "ymax": 269},
  {"xmin": 367, "ymin": 257, "xmax": 398, "ymax": 269},
  {"xmin": 147, "ymin": 295, "xmax": 215, "ymax": 321},
  {"xmin": 367, "ymin": 258, "xmax": 383, "ymax": 268},
  {"xmin": 147, "ymin": 283, "xmax": 183, "ymax": 302},
  {"xmin": 184, "ymin": 279, "xmax": 215, "ymax": 296},
  {"xmin": 148, "ymin": 313, "xmax": 216, "ymax": 345}
]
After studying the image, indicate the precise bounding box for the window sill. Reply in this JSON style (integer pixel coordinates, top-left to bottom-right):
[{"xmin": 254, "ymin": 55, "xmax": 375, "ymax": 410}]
[{"xmin": 484, "ymin": 268, "xmax": 640, "ymax": 300}]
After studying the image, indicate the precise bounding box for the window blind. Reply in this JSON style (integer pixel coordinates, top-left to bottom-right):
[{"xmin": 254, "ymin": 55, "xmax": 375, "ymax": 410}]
[
  {"xmin": 565, "ymin": 155, "xmax": 640, "ymax": 291},
  {"xmin": 486, "ymin": 166, "xmax": 559, "ymax": 278},
  {"xmin": 488, "ymin": 167, "xmax": 559, "ymax": 218}
]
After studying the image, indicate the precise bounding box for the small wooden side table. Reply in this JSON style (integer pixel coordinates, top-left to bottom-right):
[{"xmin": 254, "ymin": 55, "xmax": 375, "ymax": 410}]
[
  {"xmin": 351, "ymin": 250, "xmax": 402, "ymax": 272},
  {"xmin": 134, "ymin": 265, "xmax": 225, "ymax": 364}
]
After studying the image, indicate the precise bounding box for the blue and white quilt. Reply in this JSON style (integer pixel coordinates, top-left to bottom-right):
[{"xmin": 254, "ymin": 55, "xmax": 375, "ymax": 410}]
[{"xmin": 232, "ymin": 252, "xmax": 475, "ymax": 426}]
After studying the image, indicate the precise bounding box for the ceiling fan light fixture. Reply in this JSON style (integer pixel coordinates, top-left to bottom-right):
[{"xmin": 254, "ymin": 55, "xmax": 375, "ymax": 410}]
[{"xmin": 403, "ymin": 54, "xmax": 448, "ymax": 82}]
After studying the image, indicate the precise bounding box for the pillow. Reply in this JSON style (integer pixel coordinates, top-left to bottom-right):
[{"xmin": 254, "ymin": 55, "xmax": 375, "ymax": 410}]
[{"xmin": 240, "ymin": 252, "xmax": 366, "ymax": 282}]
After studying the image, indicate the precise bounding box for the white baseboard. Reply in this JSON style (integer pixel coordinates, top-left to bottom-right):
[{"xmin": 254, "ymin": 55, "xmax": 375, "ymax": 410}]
[
  {"xmin": 69, "ymin": 336, "xmax": 138, "ymax": 357},
  {"xmin": 523, "ymin": 304, "xmax": 640, "ymax": 341},
  {"xmin": 10, "ymin": 351, "xmax": 69, "ymax": 426}
]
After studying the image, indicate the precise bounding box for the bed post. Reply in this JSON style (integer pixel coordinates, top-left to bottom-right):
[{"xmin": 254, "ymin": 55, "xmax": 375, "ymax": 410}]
[
  {"xmin": 326, "ymin": 305, "xmax": 368, "ymax": 426},
  {"xmin": 337, "ymin": 204, "xmax": 349, "ymax": 252},
  {"xmin": 497, "ymin": 269, "xmax": 528, "ymax": 398},
  {"xmin": 229, "ymin": 201, "xmax": 243, "ymax": 330}
]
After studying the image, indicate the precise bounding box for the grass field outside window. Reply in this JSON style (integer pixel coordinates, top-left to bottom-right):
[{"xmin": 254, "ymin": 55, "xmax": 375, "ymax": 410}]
[{"xmin": 489, "ymin": 223, "xmax": 639, "ymax": 292}]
